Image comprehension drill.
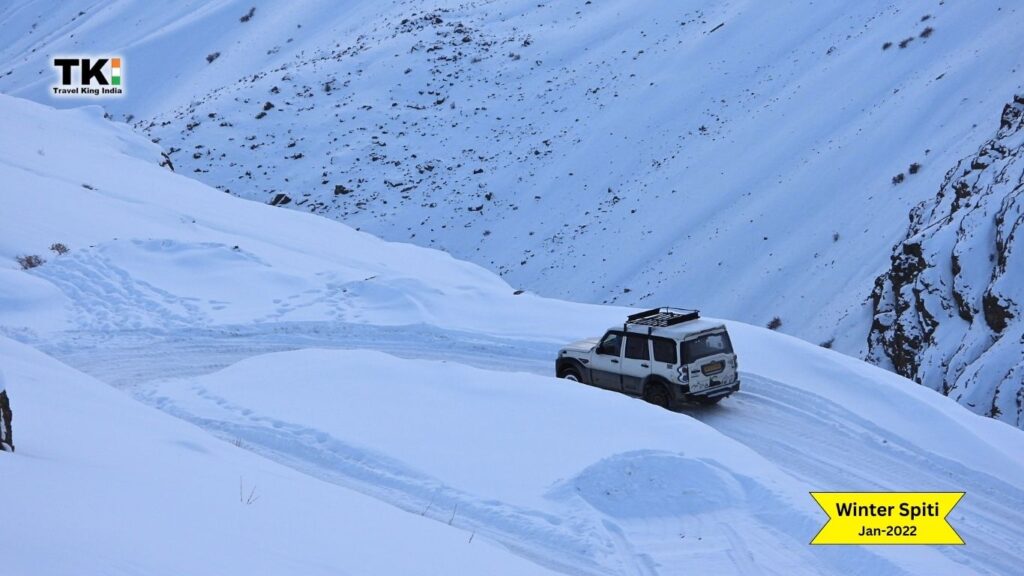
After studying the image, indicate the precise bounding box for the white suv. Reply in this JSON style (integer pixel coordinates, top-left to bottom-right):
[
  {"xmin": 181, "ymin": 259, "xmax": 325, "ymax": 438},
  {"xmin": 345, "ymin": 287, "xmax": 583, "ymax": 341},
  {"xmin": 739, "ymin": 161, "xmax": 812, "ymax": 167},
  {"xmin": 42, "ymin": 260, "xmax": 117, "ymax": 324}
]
[{"xmin": 555, "ymin": 308, "xmax": 740, "ymax": 408}]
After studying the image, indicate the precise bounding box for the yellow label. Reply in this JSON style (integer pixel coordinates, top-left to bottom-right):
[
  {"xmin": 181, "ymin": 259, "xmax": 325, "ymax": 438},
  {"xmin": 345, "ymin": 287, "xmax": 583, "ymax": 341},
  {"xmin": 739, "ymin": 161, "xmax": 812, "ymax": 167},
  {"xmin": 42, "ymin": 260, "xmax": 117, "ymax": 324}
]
[{"xmin": 810, "ymin": 492, "xmax": 965, "ymax": 545}]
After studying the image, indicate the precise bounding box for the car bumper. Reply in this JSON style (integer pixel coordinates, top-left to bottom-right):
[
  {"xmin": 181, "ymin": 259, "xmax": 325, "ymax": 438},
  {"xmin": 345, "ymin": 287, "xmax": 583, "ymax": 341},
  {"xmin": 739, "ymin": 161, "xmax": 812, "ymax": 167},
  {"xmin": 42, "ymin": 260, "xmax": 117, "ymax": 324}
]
[{"xmin": 676, "ymin": 379, "xmax": 740, "ymax": 404}]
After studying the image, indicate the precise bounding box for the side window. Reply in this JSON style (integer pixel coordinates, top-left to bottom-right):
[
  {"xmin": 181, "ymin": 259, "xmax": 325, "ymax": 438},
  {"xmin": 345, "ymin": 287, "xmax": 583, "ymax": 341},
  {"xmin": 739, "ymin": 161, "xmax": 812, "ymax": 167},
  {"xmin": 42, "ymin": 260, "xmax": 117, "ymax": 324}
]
[
  {"xmin": 597, "ymin": 332, "xmax": 623, "ymax": 356},
  {"xmin": 652, "ymin": 338, "xmax": 677, "ymax": 364},
  {"xmin": 624, "ymin": 335, "xmax": 650, "ymax": 360}
]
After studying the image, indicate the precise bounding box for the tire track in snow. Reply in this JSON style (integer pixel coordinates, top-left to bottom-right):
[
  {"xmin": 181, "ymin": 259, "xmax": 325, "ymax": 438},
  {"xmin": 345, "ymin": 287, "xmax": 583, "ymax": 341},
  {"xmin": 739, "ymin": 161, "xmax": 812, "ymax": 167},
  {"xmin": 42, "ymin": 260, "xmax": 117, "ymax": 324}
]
[{"xmin": 37, "ymin": 321, "xmax": 552, "ymax": 387}]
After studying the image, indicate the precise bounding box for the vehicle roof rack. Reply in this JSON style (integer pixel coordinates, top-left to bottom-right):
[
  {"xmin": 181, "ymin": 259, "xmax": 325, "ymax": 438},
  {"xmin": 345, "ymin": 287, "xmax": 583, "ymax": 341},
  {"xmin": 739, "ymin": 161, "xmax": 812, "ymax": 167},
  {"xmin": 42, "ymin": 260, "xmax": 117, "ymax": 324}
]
[{"xmin": 625, "ymin": 307, "xmax": 700, "ymax": 328}]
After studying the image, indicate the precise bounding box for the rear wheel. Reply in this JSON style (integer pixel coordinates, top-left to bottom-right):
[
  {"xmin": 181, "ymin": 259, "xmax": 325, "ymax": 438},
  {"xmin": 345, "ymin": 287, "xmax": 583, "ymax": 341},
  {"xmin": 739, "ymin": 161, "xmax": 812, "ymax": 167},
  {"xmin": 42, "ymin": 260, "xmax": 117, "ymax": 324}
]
[{"xmin": 643, "ymin": 383, "xmax": 670, "ymax": 409}]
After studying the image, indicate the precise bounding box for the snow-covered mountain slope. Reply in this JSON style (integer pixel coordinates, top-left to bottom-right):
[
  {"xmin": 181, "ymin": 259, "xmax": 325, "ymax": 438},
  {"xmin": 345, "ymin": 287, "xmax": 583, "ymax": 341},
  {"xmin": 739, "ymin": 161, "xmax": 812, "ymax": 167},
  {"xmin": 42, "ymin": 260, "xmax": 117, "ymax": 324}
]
[
  {"xmin": 0, "ymin": 95, "xmax": 615, "ymax": 342},
  {"xmin": 3, "ymin": 0, "xmax": 1023, "ymax": 354},
  {"xmin": 868, "ymin": 95, "xmax": 1024, "ymax": 428},
  {"xmin": 2, "ymin": 92, "xmax": 1024, "ymax": 574}
]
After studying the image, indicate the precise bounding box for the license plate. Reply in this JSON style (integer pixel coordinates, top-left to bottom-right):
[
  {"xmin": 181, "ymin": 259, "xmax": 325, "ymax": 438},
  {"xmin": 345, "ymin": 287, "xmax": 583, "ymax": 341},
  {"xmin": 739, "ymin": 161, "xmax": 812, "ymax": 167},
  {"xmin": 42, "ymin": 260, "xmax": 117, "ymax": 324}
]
[{"xmin": 701, "ymin": 361, "xmax": 724, "ymax": 376}]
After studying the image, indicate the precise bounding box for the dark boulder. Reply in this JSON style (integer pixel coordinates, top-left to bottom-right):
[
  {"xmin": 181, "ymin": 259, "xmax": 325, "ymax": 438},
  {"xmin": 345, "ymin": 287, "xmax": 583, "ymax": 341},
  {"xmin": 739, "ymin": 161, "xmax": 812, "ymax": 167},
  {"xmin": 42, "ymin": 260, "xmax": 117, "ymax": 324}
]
[
  {"xmin": 0, "ymin": 373, "xmax": 12, "ymax": 452},
  {"xmin": 269, "ymin": 193, "xmax": 292, "ymax": 206}
]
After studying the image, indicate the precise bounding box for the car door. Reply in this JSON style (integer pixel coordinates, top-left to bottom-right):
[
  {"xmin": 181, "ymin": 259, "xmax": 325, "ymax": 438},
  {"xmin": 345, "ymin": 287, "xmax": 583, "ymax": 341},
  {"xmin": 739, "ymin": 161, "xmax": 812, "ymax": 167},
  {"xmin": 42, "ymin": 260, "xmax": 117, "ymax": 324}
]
[
  {"xmin": 589, "ymin": 331, "xmax": 623, "ymax": 390},
  {"xmin": 620, "ymin": 333, "xmax": 652, "ymax": 395},
  {"xmin": 680, "ymin": 331, "xmax": 733, "ymax": 393},
  {"xmin": 651, "ymin": 336, "xmax": 680, "ymax": 380}
]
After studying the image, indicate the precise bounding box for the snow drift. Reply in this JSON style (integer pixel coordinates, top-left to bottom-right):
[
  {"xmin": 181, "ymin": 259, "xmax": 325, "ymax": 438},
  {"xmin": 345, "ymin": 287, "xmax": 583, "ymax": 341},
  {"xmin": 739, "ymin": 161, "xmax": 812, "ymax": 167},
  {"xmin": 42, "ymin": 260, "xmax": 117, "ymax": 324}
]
[{"xmin": 0, "ymin": 336, "xmax": 562, "ymax": 576}]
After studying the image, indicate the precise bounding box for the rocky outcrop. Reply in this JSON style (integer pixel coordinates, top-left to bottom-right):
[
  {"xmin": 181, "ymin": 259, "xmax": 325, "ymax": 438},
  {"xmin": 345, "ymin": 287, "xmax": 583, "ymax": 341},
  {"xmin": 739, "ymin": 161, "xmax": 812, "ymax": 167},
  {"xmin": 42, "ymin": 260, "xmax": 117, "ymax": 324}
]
[
  {"xmin": 0, "ymin": 370, "xmax": 12, "ymax": 452},
  {"xmin": 868, "ymin": 95, "xmax": 1024, "ymax": 429}
]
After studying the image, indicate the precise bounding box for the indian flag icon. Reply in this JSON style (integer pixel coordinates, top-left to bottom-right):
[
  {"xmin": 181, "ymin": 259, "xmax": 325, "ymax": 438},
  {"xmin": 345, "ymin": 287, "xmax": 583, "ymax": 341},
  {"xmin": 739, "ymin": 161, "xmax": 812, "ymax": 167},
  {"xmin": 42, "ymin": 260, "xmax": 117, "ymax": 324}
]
[{"xmin": 111, "ymin": 58, "xmax": 121, "ymax": 86}]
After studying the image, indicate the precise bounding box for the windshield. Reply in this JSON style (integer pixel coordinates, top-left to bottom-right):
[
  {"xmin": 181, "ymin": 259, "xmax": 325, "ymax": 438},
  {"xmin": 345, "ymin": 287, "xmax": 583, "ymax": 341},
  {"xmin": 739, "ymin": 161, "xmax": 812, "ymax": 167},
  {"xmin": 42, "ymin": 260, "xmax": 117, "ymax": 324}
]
[{"xmin": 681, "ymin": 331, "xmax": 733, "ymax": 363}]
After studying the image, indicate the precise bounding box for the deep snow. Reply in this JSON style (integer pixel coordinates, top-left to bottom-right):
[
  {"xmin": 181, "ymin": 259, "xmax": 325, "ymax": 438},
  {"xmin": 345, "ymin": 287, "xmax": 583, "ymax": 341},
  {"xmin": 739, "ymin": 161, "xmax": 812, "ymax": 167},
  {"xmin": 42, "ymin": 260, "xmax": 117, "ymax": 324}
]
[{"xmin": 1, "ymin": 91, "xmax": 1024, "ymax": 574}]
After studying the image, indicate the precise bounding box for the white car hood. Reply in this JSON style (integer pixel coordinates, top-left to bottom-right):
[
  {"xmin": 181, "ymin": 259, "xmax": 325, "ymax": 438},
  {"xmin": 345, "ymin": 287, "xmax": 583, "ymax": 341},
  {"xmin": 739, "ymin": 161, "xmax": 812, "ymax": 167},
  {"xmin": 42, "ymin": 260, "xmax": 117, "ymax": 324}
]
[{"xmin": 563, "ymin": 337, "xmax": 599, "ymax": 353}]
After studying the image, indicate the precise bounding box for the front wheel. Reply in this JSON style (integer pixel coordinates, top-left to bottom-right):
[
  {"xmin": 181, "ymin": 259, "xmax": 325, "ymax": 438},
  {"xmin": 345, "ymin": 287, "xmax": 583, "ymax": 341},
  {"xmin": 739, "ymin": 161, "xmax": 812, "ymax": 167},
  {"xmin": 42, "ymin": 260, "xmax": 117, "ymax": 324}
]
[{"xmin": 560, "ymin": 368, "xmax": 581, "ymax": 382}]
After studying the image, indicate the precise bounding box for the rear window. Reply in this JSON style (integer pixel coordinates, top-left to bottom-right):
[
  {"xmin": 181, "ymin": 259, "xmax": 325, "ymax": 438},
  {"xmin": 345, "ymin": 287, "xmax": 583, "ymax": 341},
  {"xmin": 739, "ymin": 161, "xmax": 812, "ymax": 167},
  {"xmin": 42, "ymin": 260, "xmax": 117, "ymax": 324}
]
[{"xmin": 681, "ymin": 331, "xmax": 733, "ymax": 363}]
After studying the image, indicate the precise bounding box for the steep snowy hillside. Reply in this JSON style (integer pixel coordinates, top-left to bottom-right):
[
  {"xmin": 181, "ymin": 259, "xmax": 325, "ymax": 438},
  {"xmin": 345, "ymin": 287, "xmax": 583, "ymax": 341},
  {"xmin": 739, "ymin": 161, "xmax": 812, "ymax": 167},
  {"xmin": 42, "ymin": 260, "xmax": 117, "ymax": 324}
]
[
  {"xmin": 868, "ymin": 95, "xmax": 1024, "ymax": 428},
  {"xmin": 0, "ymin": 95, "xmax": 615, "ymax": 343},
  {"xmin": 2, "ymin": 93, "xmax": 1024, "ymax": 575},
  {"xmin": 3, "ymin": 0, "xmax": 1023, "ymax": 354}
]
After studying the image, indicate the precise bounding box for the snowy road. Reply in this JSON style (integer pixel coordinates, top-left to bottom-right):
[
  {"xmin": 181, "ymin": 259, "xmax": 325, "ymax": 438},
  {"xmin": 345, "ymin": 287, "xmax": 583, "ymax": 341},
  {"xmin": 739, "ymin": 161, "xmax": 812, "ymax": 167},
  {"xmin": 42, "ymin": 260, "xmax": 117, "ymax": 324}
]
[
  {"xmin": 697, "ymin": 378, "xmax": 1024, "ymax": 576},
  {"xmin": 39, "ymin": 321, "xmax": 557, "ymax": 390},
  {"xmin": 35, "ymin": 321, "xmax": 1024, "ymax": 576}
]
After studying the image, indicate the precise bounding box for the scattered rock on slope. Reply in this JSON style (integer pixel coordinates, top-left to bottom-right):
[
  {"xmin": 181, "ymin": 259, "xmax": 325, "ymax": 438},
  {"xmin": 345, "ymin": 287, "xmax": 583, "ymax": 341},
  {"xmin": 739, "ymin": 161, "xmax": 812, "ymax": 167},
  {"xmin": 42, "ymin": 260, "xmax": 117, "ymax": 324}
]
[
  {"xmin": 868, "ymin": 95, "xmax": 1024, "ymax": 429},
  {"xmin": 0, "ymin": 370, "xmax": 13, "ymax": 452}
]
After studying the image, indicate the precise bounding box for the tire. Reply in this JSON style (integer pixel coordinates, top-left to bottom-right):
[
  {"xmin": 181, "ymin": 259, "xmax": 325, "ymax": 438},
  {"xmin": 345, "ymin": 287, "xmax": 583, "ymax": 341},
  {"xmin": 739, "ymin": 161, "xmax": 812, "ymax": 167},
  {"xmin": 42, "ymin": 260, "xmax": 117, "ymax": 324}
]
[
  {"xmin": 643, "ymin": 382, "xmax": 670, "ymax": 409},
  {"xmin": 560, "ymin": 368, "xmax": 581, "ymax": 382}
]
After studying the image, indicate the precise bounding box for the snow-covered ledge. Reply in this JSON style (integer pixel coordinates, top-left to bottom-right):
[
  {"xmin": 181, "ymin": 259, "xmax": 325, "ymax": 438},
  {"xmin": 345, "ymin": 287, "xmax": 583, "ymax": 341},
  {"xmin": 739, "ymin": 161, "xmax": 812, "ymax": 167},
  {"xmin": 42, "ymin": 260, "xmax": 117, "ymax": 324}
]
[{"xmin": 0, "ymin": 370, "xmax": 12, "ymax": 452}]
